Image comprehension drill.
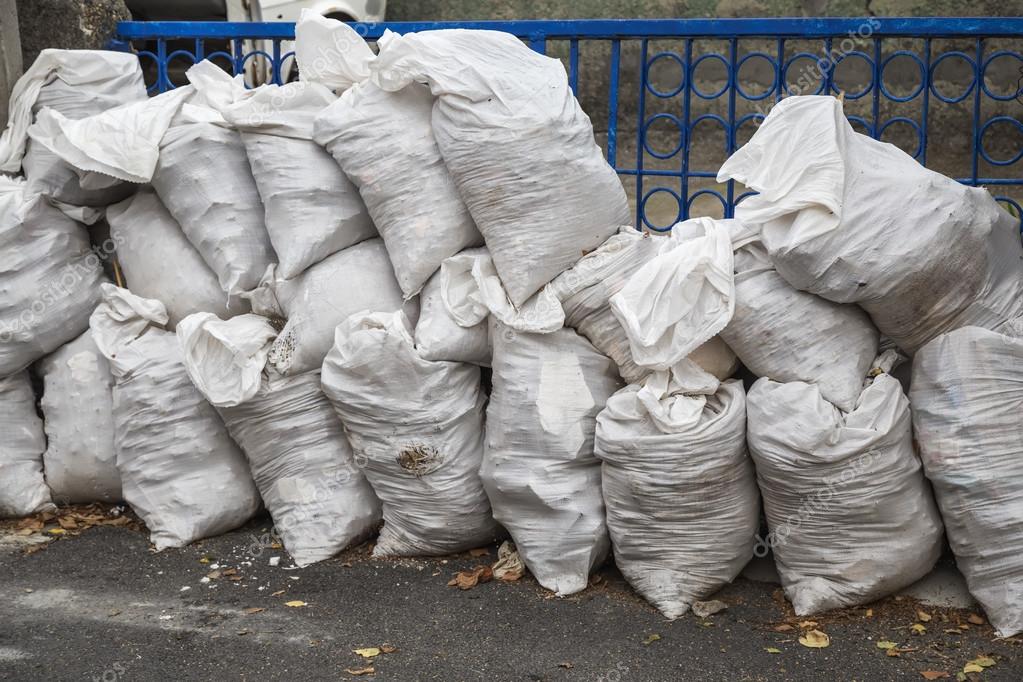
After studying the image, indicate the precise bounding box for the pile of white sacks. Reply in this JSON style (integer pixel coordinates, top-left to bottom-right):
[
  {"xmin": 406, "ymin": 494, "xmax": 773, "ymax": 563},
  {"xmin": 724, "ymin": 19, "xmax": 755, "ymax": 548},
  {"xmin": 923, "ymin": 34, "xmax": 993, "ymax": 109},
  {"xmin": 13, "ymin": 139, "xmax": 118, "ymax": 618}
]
[{"xmin": 1, "ymin": 12, "xmax": 1021, "ymax": 637}]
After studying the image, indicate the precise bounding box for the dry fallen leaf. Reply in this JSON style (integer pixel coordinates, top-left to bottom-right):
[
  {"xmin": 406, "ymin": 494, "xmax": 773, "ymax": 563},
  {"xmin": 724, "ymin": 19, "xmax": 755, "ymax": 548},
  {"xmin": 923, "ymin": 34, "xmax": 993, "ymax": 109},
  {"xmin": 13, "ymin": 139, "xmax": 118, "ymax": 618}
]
[
  {"xmin": 920, "ymin": 672, "xmax": 949, "ymax": 680},
  {"xmin": 379, "ymin": 644, "xmax": 397, "ymax": 654},
  {"xmin": 345, "ymin": 666, "xmax": 374, "ymax": 676},
  {"xmin": 447, "ymin": 565, "xmax": 493, "ymax": 590},
  {"xmin": 911, "ymin": 623, "xmax": 927, "ymax": 635},
  {"xmin": 284, "ymin": 600, "xmax": 307, "ymax": 608},
  {"xmin": 765, "ymin": 647, "xmax": 782, "ymax": 654},
  {"xmin": 967, "ymin": 614, "xmax": 985, "ymax": 626},
  {"xmin": 642, "ymin": 634, "xmax": 661, "ymax": 645},
  {"xmin": 798, "ymin": 629, "xmax": 830, "ymax": 649},
  {"xmin": 917, "ymin": 611, "xmax": 933, "ymax": 623},
  {"xmin": 353, "ymin": 647, "xmax": 381, "ymax": 659},
  {"xmin": 968, "ymin": 656, "xmax": 996, "ymax": 669},
  {"xmin": 468, "ymin": 548, "xmax": 490, "ymax": 557},
  {"xmin": 558, "ymin": 662, "xmax": 574, "ymax": 669},
  {"xmin": 963, "ymin": 663, "xmax": 984, "ymax": 674},
  {"xmin": 774, "ymin": 624, "xmax": 794, "ymax": 632},
  {"xmin": 206, "ymin": 570, "xmax": 222, "ymax": 580},
  {"xmin": 798, "ymin": 620, "xmax": 818, "ymax": 629},
  {"xmin": 492, "ymin": 541, "xmax": 525, "ymax": 582},
  {"xmin": 198, "ymin": 556, "xmax": 210, "ymax": 564},
  {"xmin": 270, "ymin": 590, "xmax": 286, "ymax": 597},
  {"xmin": 243, "ymin": 607, "xmax": 264, "ymax": 615},
  {"xmin": 877, "ymin": 641, "xmax": 898, "ymax": 650},
  {"xmin": 865, "ymin": 609, "xmax": 874, "ymax": 618}
]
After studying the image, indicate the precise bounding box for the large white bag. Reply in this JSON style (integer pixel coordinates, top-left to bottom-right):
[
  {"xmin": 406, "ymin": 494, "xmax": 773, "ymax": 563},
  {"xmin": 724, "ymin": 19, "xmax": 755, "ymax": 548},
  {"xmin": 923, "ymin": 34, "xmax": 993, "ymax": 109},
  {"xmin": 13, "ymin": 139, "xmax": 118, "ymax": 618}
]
[
  {"xmin": 107, "ymin": 189, "xmax": 249, "ymax": 327},
  {"xmin": 718, "ymin": 95, "xmax": 1023, "ymax": 355},
  {"xmin": 746, "ymin": 360, "xmax": 944, "ymax": 615},
  {"xmin": 313, "ymin": 80, "xmax": 482, "ymax": 297},
  {"xmin": 321, "ymin": 310, "xmax": 499, "ymax": 557},
  {"xmin": 0, "ymin": 372, "xmax": 53, "ymax": 518},
  {"xmin": 151, "ymin": 64, "xmax": 276, "ymax": 296},
  {"xmin": 595, "ymin": 361, "xmax": 758, "ymax": 619},
  {"xmin": 38, "ymin": 332, "xmax": 121, "ymax": 505},
  {"xmin": 178, "ymin": 312, "xmax": 382, "ymax": 567},
  {"xmin": 0, "ymin": 49, "xmax": 146, "ymax": 206},
  {"xmin": 720, "ymin": 231, "xmax": 879, "ymax": 412},
  {"xmin": 482, "ymin": 320, "xmax": 623, "ymax": 595},
  {"xmin": 911, "ymin": 327, "xmax": 1023, "ymax": 638},
  {"xmin": 90, "ymin": 284, "xmax": 261, "ymax": 550},
  {"xmin": 0, "ymin": 176, "xmax": 106, "ymax": 377},
  {"xmin": 248, "ymin": 238, "xmax": 409, "ymax": 376},
  {"xmin": 415, "ymin": 249, "xmax": 491, "ymax": 366},
  {"xmin": 372, "ymin": 29, "xmax": 630, "ymax": 307},
  {"xmin": 221, "ymin": 80, "xmax": 377, "ymax": 279}
]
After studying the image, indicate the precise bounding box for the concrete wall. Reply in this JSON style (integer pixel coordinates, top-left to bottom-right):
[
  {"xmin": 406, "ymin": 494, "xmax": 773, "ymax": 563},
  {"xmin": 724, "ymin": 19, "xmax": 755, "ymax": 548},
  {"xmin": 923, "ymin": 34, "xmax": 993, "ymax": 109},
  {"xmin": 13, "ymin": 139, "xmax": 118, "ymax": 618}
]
[{"xmin": 16, "ymin": 0, "xmax": 130, "ymax": 68}]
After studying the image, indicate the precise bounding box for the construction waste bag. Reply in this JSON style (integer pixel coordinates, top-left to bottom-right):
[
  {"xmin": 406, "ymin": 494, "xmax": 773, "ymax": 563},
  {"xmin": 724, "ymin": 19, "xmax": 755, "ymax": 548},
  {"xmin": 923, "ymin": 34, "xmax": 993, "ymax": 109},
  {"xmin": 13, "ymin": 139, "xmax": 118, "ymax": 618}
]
[
  {"xmin": 717, "ymin": 95, "xmax": 1023, "ymax": 354},
  {"xmin": 151, "ymin": 62, "xmax": 276, "ymax": 296},
  {"xmin": 609, "ymin": 217, "xmax": 735, "ymax": 373},
  {"xmin": 107, "ymin": 189, "xmax": 249, "ymax": 327},
  {"xmin": 415, "ymin": 250, "xmax": 492, "ymax": 366},
  {"xmin": 90, "ymin": 285, "xmax": 261, "ymax": 550},
  {"xmin": 482, "ymin": 320, "xmax": 623, "ymax": 595},
  {"xmin": 38, "ymin": 331, "xmax": 121, "ymax": 504},
  {"xmin": 178, "ymin": 312, "xmax": 382, "ymax": 567},
  {"xmin": 720, "ymin": 225, "xmax": 879, "ymax": 412},
  {"xmin": 0, "ymin": 49, "xmax": 146, "ymax": 207},
  {"xmin": 911, "ymin": 326, "xmax": 1023, "ymax": 638},
  {"xmin": 746, "ymin": 353, "xmax": 944, "ymax": 614},
  {"xmin": 0, "ymin": 175, "xmax": 106, "ymax": 377},
  {"xmin": 549, "ymin": 226, "xmax": 738, "ymax": 383},
  {"xmin": 248, "ymin": 238, "xmax": 409, "ymax": 376},
  {"xmin": 220, "ymin": 80, "xmax": 377, "ymax": 279},
  {"xmin": 372, "ymin": 29, "xmax": 630, "ymax": 307},
  {"xmin": 0, "ymin": 372, "xmax": 53, "ymax": 518},
  {"xmin": 595, "ymin": 360, "xmax": 758, "ymax": 619},
  {"xmin": 321, "ymin": 310, "xmax": 500, "ymax": 557},
  {"xmin": 302, "ymin": 14, "xmax": 482, "ymax": 298}
]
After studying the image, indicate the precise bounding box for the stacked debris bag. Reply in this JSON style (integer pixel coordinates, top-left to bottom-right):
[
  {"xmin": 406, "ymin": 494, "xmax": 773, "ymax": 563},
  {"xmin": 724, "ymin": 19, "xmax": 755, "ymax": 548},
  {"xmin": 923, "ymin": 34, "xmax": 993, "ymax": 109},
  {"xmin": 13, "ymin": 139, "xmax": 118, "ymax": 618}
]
[
  {"xmin": 746, "ymin": 352, "xmax": 944, "ymax": 614},
  {"xmin": 302, "ymin": 14, "xmax": 483, "ymax": 298},
  {"xmin": 371, "ymin": 28, "xmax": 630, "ymax": 307},
  {"xmin": 717, "ymin": 95, "xmax": 1023, "ymax": 355},
  {"xmin": 321, "ymin": 310, "xmax": 500, "ymax": 557},
  {"xmin": 107, "ymin": 189, "xmax": 249, "ymax": 327},
  {"xmin": 595, "ymin": 360, "xmax": 758, "ymax": 619},
  {"xmin": 483, "ymin": 318, "xmax": 623, "ymax": 595},
  {"xmin": 720, "ymin": 221, "xmax": 880, "ymax": 412},
  {"xmin": 220, "ymin": 80, "xmax": 378, "ymax": 279},
  {"xmin": 0, "ymin": 175, "xmax": 106, "ymax": 376},
  {"xmin": 150, "ymin": 62, "xmax": 277, "ymax": 296},
  {"xmin": 248, "ymin": 238, "xmax": 411, "ymax": 376},
  {"xmin": 0, "ymin": 49, "xmax": 147, "ymax": 209},
  {"xmin": 90, "ymin": 285, "xmax": 261, "ymax": 549},
  {"xmin": 38, "ymin": 332, "xmax": 121, "ymax": 504},
  {"xmin": 911, "ymin": 327, "xmax": 1023, "ymax": 638},
  {"xmin": 178, "ymin": 313, "xmax": 381, "ymax": 567},
  {"xmin": 415, "ymin": 248, "xmax": 492, "ymax": 366},
  {"xmin": 0, "ymin": 372, "xmax": 53, "ymax": 517}
]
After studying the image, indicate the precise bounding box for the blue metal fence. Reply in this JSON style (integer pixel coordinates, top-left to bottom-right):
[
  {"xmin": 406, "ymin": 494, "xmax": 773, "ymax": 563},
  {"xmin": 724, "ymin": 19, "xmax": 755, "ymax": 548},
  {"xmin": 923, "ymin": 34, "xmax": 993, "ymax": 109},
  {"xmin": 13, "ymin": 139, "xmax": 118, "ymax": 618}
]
[{"xmin": 113, "ymin": 17, "xmax": 1023, "ymax": 230}]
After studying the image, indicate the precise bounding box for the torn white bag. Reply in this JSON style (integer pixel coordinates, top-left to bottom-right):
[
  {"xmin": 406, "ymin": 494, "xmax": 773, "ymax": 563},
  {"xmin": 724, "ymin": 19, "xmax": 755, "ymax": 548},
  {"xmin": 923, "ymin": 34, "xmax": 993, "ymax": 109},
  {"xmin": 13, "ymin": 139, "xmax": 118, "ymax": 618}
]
[
  {"xmin": 0, "ymin": 49, "xmax": 146, "ymax": 206},
  {"xmin": 720, "ymin": 230, "xmax": 879, "ymax": 412},
  {"xmin": 482, "ymin": 319, "xmax": 623, "ymax": 595},
  {"xmin": 911, "ymin": 327, "xmax": 1023, "ymax": 638},
  {"xmin": 107, "ymin": 189, "xmax": 249, "ymax": 328},
  {"xmin": 90, "ymin": 285, "xmax": 261, "ymax": 550},
  {"xmin": 313, "ymin": 80, "xmax": 482, "ymax": 298},
  {"xmin": 38, "ymin": 331, "xmax": 121, "ymax": 504},
  {"xmin": 151, "ymin": 63, "xmax": 276, "ymax": 296},
  {"xmin": 221, "ymin": 80, "xmax": 377, "ymax": 279},
  {"xmin": 321, "ymin": 310, "xmax": 499, "ymax": 557},
  {"xmin": 416, "ymin": 249, "xmax": 491, "ymax": 366},
  {"xmin": 248, "ymin": 238, "xmax": 409, "ymax": 376},
  {"xmin": 178, "ymin": 312, "xmax": 381, "ymax": 567},
  {"xmin": 0, "ymin": 176, "xmax": 106, "ymax": 376},
  {"xmin": 746, "ymin": 359, "xmax": 944, "ymax": 615},
  {"xmin": 718, "ymin": 95, "xmax": 1023, "ymax": 355},
  {"xmin": 371, "ymin": 29, "xmax": 629, "ymax": 307},
  {"xmin": 595, "ymin": 361, "xmax": 758, "ymax": 618},
  {"xmin": 0, "ymin": 372, "xmax": 53, "ymax": 518}
]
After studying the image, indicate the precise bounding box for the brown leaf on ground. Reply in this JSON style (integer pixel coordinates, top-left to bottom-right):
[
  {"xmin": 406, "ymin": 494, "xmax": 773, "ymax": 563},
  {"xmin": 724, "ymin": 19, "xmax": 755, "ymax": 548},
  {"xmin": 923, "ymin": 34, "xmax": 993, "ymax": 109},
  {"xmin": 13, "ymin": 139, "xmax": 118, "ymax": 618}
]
[
  {"xmin": 447, "ymin": 565, "xmax": 493, "ymax": 590},
  {"xmin": 798, "ymin": 630, "xmax": 830, "ymax": 648},
  {"xmin": 243, "ymin": 608, "xmax": 264, "ymax": 615},
  {"xmin": 920, "ymin": 672, "xmax": 949, "ymax": 680},
  {"xmin": 345, "ymin": 666, "xmax": 375, "ymax": 676},
  {"xmin": 774, "ymin": 624, "xmax": 794, "ymax": 632},
  {"xmin": 967, "ymin": 614, "xmax": 986, "ymax": 626},
  {"xmin": 468, "ymin": 548, "xmax": 490, "ymax": 557},
  {"xmin": 558, "ymin": 662, "xmax": 574, "ymax": 669},
  {"xmin": 492, "ymin": 541, "xmax": 525, "ymax": 582},
  {"xmin": 379, "ymin": 644, "xmax": 397, "ymax": 654}
]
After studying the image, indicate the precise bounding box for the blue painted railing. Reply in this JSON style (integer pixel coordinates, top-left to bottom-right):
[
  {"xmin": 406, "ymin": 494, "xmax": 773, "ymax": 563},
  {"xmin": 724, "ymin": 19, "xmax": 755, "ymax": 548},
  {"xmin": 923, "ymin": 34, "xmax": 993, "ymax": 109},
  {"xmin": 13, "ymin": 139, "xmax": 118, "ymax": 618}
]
[{"xmin": 113, "ymin": 17, "xmax": 1023, "ymax": 230}]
